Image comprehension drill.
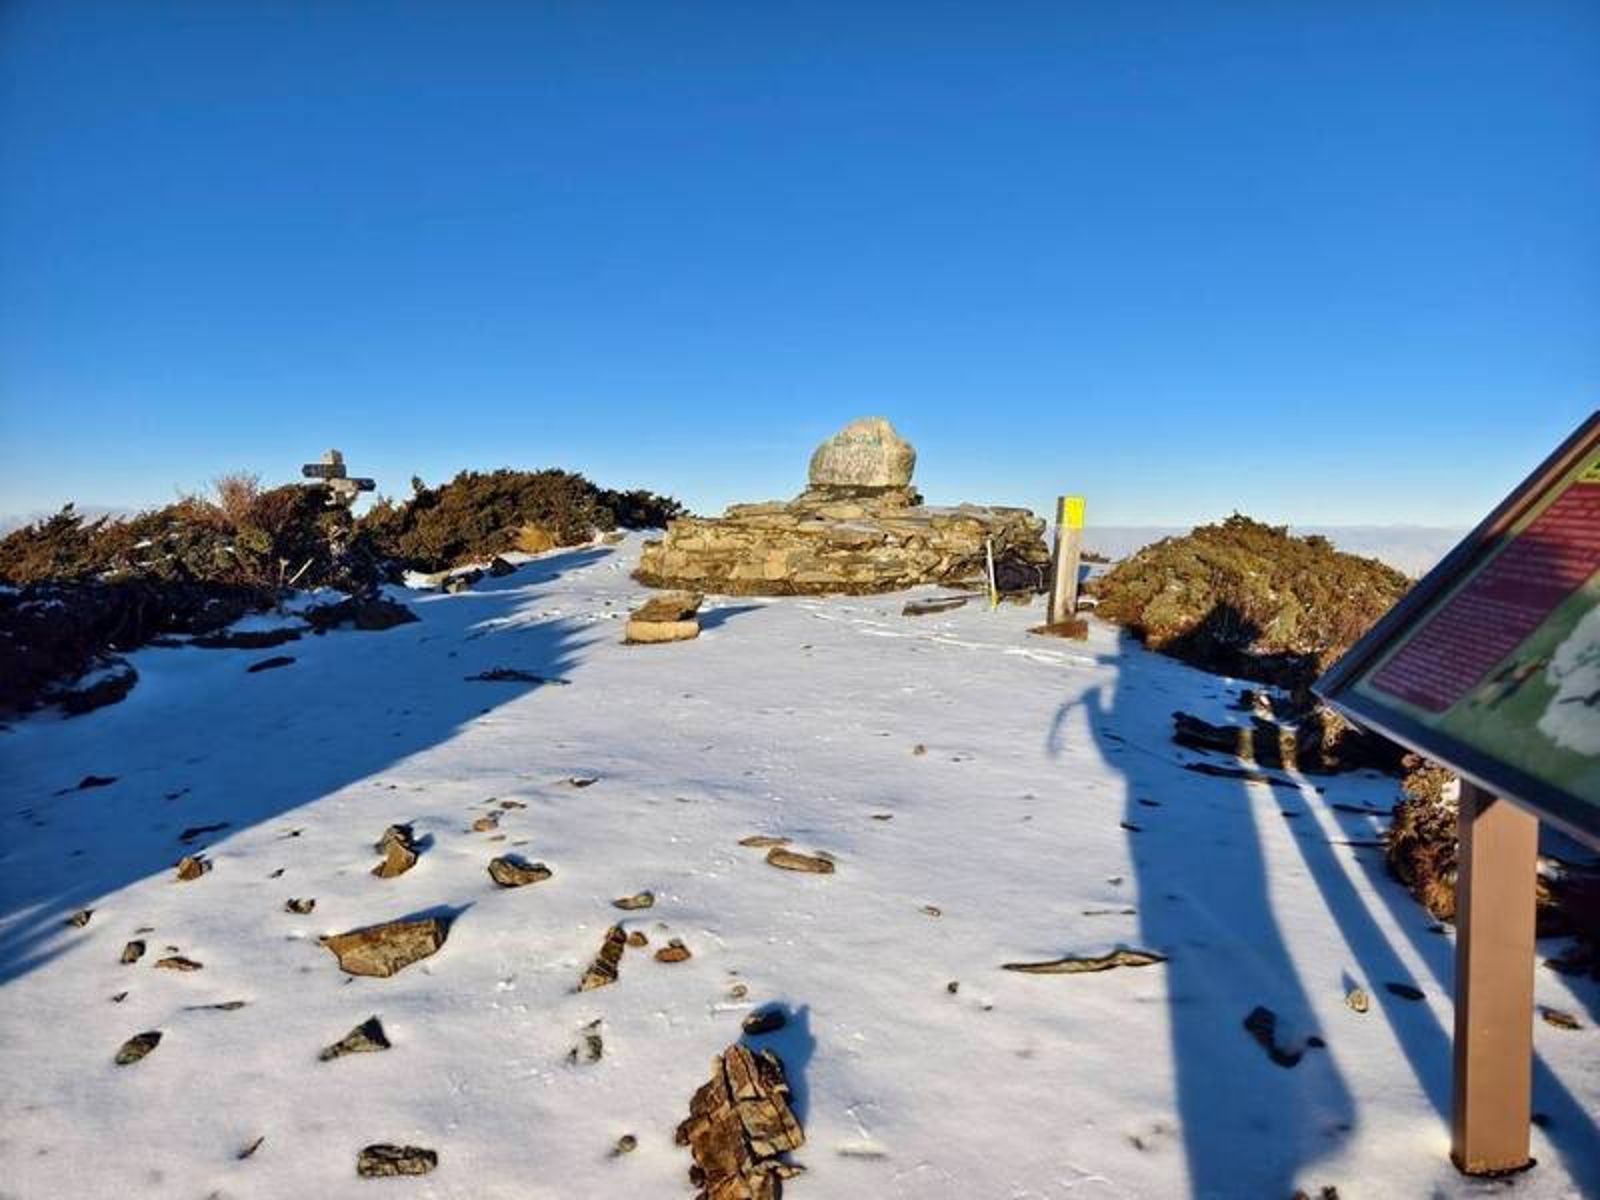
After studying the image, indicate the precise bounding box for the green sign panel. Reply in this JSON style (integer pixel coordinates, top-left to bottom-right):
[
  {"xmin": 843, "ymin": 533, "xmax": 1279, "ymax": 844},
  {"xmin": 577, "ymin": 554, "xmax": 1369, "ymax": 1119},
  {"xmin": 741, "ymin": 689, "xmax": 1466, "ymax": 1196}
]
[{"xmin": 1318, "ymin": 413, "xmax": 1600, "ymax": 847}]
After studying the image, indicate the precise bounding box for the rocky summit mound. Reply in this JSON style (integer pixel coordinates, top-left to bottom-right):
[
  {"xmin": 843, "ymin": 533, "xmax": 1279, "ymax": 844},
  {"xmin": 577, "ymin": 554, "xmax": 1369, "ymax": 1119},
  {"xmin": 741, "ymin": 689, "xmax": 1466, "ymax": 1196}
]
[
  {"xmin": 1093, "ymin": 515, "xmax": 1411, "ymax": 691},
  {"xmin": 636, "ymin": 417, "xmax": 1049, "ymax": 595}
]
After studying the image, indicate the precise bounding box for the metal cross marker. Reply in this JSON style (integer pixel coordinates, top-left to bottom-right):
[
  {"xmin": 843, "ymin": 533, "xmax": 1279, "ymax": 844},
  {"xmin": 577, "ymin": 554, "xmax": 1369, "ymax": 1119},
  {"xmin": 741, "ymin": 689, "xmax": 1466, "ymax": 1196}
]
[{"xmin": 300, "ymin": 449, "xmax": 375, "ymax": 506}]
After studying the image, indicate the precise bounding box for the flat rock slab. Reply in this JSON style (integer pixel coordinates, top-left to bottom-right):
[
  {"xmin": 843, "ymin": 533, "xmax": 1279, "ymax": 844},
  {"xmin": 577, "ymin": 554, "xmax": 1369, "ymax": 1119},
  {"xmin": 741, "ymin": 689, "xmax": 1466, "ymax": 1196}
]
[
  {"xmin": 487, "ymin": 856, "xmax": 552, "ymax": 887},
  {"xmin": 115, "ymin": 1030, "xmax": 162, "ymax": 1066},
  {"xmin": 1002, "ymin": 947, "xmax": 1167, "ymax": 974},
  {"xmin": 765, "ymin": 847, "xmax": 835, "ymax": 874},
  {"xmin": 372, "ymin": 824, "xmax": 419, "ymax": 879},
  {"xmin": 357, "ymin": 1144, "xmax": 437, "ymax": 1177},
  {"xmin": 174, "ymin": 855, "xmax": 210, "ymax": 881},
  {"xmin": 625, "ymin": 618, "xmax": 701, "ymax": 644},
  {"xmin": 320, "ymin": 917, "xmax": 449, "ymax": 978},
  {"xmin": 246, "ymin": 655, "xmax": 296, "ymax": 673},
  {"xmin": 633, "ymin": 590, "xmax": 704, "ymax": 623},
  {"xmin": 320, "ymin": 1016, "xmax": 391, "ymax": 1061},
  {"xmin": 612, "ymin": 891, "xmax": 655, "ymax": 911}
]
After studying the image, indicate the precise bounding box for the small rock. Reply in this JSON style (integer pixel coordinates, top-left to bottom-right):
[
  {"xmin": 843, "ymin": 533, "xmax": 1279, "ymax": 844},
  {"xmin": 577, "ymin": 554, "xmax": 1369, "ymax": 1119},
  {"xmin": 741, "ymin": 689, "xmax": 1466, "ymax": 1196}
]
[
  {"xmin": 487, "ymin": 856, "xmax": 552, "ymax": 888},
  {"xmin": 612, "ymin": 1133, "xmax": 637, "ymax": 1156},
  {"xmin": 626, "ymin": 931, "xmax": 649, "ymax": 948},
  {"xmin": 765, "ymin": 847, "xmax": 835, "ymax": 874},
  {"xmin": 247, "ymin": 655, "xmax": 296, "ymax": 673},
  {"xmin": 357, "ymin": 1144, "xmax": 437, "ymax": 1178},
  {"xmin": 912, "ymin": 744, "xmax": 927, "ymax": 756},
  {"xmin": 285, "ymin": 898, "xmax": 316, "ymax": 914},
  {"xmin": 568, "ymin": 1018, "xmax": 604, "ymax": 1065},
  {"xmin": 184, "ymin": 1000, "xmax": 247, "ymax": 1011},
  {"xmin": 1243, "ymin": 1005, "xmax": 1310, "ymax": 1068},
  {"xmin": 655, "ymin": 938, "xmax": 692, "ymax": 963},
  {"xmin": 728, "ymin": 983, "xmax": 749, "ymax": 1000},
  {"xmin": 1001, "ymin": 947, "xmax": 1166, "ymax": 974},
  {"xmin": 120, "ymin": 940, "xmax": 146, "ymax": 964},
  {"xmin": 471, "ymin": 813, "xmax": 500, "ymax": 833},
  {"xmin": 921, "ymin": 905, "xmax": 942, "ymax": 917},
  {"xmin": 320, "ymin": 916, "xmax": 449, "ymax": 978},
  {"xmin": 738, "ymin": 835, "xmax": 790, "ymax": 848},
  {"xmin": 66, "ymin": 908, "xmax": 93, "ymax": 928},
  {"xmin": 613, "ymin": 891, "xmax": 655, "ymax": 911},
  {"xmin": 1541, "ymin": 1007, "xmax": 1582, "ymax": 1031},
  {"xmin": 1345, "ymin": 987, "xmax": 1369, "ymax": 1014},
  {"xmin": 632, "ymin": 591, "xmax": 703, "ymax": 623},
  {"xmin": 175, "ymin": 855, "xmax": 211, "ymax": 881},
  {"xmin": 1384, "ymin": 982, "xmax": 1425, "ymax": 1002},
  {"xmin": 742, "ymin": 1008, "xmax": 786, "ymax": 1036},
  {"xmin": 579, "ymin": 926, "xmax": 628, "ymax": 991},
  {"xmin": 372, "ymin": 824, "xmax": 419, "ymax": 879},
  {"xmin": 320, "ymin": 1016, "xmax": 392, "ymax": 1061},
  {"xmin": 110, "ymin": 991, "xmax": 129, "ymax": 1003},
  {"xmin": 154, "ymin": 955, "xmax": 203, "ymax": 972},
  {"xmin": 564, "ymin": 776, "xmax": 599, "ymax": 789},
  {"xmin": 488, "ymin": 556, "xmax": 516, "ymax": 577},
  {"xmin": 115, "ymin": 1030, "xmax": 162, "ymax": 1065},
  {"xmin": 946, "ymin": 980, "xmax": 960, "ymax": 994},
  {"xmin": 237, "ymin": 1135, "xmax": 265, "ymax": 1161}
]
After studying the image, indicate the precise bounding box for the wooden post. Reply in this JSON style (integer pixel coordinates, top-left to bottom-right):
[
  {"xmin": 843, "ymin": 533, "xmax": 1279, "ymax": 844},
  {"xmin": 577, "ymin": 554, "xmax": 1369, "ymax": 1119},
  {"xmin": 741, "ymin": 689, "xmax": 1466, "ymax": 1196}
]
[
  {"xmin": 1451, "ymin": 780, "xmax": 1538, "ymax": 1176},
  {"xmin": 1048, "ymin": 496, "xmax": 1085, "ymax": 626}
]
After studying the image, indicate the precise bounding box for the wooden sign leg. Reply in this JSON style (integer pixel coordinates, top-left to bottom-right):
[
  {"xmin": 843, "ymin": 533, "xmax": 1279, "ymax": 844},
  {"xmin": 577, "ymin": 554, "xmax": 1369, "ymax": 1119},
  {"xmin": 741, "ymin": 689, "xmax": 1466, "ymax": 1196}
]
[{"xmin": 1451, "ymin": 780, "xmax": 1538, "ymax": 1175}]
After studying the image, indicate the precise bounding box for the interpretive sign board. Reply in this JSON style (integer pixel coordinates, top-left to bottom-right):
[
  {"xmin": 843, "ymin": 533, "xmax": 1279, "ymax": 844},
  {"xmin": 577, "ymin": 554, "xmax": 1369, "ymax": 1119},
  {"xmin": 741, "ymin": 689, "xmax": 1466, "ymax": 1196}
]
[{"xmin": 1317, "ymin": 412, "xmax": 1600, "ymax": 848}]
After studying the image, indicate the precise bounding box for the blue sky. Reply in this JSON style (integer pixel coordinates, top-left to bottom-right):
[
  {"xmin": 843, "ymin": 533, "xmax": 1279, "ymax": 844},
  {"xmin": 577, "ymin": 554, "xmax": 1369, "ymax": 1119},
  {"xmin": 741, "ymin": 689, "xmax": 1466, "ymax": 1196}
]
[{"xmin": 1, "ymin": 1, "xmax": 1595, "ymax": 527}]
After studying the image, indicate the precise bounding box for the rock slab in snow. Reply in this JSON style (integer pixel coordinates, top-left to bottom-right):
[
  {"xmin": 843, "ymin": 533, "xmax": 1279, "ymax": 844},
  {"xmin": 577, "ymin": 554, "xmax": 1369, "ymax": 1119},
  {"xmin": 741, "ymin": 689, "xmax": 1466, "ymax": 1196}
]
[
  {"xmin": 320, "ymin": 917, "xmax": 449, "ymax": 978},
  {"xmin": 676, "ymin": 1043, "xmax": 805, "ymax": 1200}
]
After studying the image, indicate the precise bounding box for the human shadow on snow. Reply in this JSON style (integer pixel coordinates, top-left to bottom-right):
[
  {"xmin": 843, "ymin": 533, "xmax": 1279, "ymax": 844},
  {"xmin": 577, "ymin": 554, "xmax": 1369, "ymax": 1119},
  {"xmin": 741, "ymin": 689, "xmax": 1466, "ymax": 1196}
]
[{"xmin": 0, "ymin": 546, "xmax": 613, "ymax": 987}]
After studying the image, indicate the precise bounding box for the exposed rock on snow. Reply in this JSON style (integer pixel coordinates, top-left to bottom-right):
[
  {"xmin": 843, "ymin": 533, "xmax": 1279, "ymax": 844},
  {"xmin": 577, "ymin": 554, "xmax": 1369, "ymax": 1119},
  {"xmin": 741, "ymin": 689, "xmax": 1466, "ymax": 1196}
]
[
  {"xmin": 1001, "ymin": 947, "xmax": 1166, "ymax": 974},
  {"xmin": 764, "ymin": 847, "xmax": 835, "ymax": 874},
  {"xmin": 612, "ymin": 890, "xmax": 655, "ymax": 910},
  {"xmin": 320, "ymin": 916, "xmax": 449, "ymax": 978},
  {"xmin": 303, "ymin": 597, "xmax": 418, "ymax": 633},
  {"xmin": 120, "ymin": 939, "xmax": 145, "ymax": 964},
  {"xmin": 319, "ymin": 1015, "xmax": 392, "ymax": 1060},
  {"xmin": 174, "ymin": 854, "xmax": 210, "ymax": 881},
  {"xmin": 626, "ymin": 590, "xmax": 703, "ymax": 644},
  {"xmin": 372, "ymin": 823, "xmax": 419, "ymax": 878},
  {"xmin": 486, "ymin": 855, "xmax": 551, "ymax": 887},
  {"xmin": 356, "ymin": 1144, "xmax": 437, "ymax": 1177},
  {"xmin": 741, "ymin": 1008, "xmax": 786, "ymax": 1036},
  {"xmin": 65, "ymin": 907, "xmax": 92, "ymax": 928},
  {"xmin": 284, "ymin": 897, "xmax": 316, "ymax": 914},
  {"xmin": 568, "ymin": 1018, "xmax": 604, "ymax": 1065},
  {"xmin": 114, "ymin": 1030, "xmax": 162, "ymax": 1065},
  {"xmin": 578, "ymin": 925, "xmax": 627, "ymax": 991},
  {"xmin": 153, "ymin": 954, "xmax": 202, "ymax": 971},
  {"xmin": 655, "ymin": 938, "xmax": 692, "ymax": 963},
  {"xmin": 246, "ymin": 655, "xmax": 295, "ymax": 673},
  {"xmin": 1243, "ymin": 1005, "xmax": 1319, "ymax": 1068},
  {"xmin": 626, "ymin": 930, "xmax": 649, "ymax": 948},
  {"xmin": 738, "ymin": 835, "xmax": 790, "ymax": 849},
  {"xmin": 676, "ymin": 1043, "xmax": 805, "ymax": 1200}
]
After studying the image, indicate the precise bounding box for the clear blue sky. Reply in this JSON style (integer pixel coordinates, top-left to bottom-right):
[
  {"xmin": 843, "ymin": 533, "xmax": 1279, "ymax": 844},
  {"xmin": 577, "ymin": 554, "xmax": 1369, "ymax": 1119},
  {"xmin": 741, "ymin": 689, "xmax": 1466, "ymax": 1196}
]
[{"xmin": 1, "ymin": 1, "xmax": 1595, "ymax": 527}]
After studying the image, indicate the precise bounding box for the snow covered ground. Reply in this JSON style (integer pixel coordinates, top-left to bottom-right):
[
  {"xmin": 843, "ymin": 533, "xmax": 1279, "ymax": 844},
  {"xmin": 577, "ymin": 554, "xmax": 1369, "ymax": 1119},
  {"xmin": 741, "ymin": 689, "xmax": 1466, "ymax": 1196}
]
[{"xmin": 1, "ymin": 535, "xmax": 1595, "ymax": 1199}]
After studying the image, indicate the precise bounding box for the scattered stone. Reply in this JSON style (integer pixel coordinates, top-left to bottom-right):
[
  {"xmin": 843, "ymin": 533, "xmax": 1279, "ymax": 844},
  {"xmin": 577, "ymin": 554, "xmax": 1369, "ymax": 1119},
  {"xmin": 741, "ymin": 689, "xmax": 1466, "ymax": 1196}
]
[
  {"xmin": 1540, "ymin": 1007, "xmax": 1582, "ymax": 1031},
  {"xmin": 191, "ymin": 627, "xmax": 302, "ymax": 650},
  {"xmin": 564, "ymin": 776, "xmax": 599, "ymax": 789},
  {"xmin": 114, "ymin": 1030, "xmax": 162, "ymax": 1066},
  {"xmin": 237, "ymin": 1135, "xmax": 266, "ymax": 1160},
  {"xmin": 579, "ymin": 926, "xmax": 628, "ymax": 991},
  {"xmin": 357, "ymin": 1144, "xmax": 438, "ymax": 1178},
  {"xmin": 120, "ymin": 940, "xmax": 146, "ymax": 964},
  {"xmin": 319, "ymin": 1016, "xmax": 392, "ymax": 1061},
  {"xmin": 154, "ymin": 955, "xmax": 203, "ymax": 972},
  {"xmin": 903, "ymin": 595, "xmax": 972, "ymax": 617},
  {"xmin": 320, "ymin": 916, "xmax": 450, "ymax": 978},
  {"xmin": 568, "ymin": 1018, "xmax": 604, "ymax": 1065},
  {"xmin": 765, "ymin": 847, "xmax": 835, "ymax": 874},
  {"xmin": 1120, "ymin": 821, "xmax": 1144, "ymax": 833},
  {"xmin": 738, "ymin": 835, "xmax": 790, "ymax": 849},
  {"xmin": 466, "ymin": 667, "xmax": 568, "ymax": 684},
  {"xmin": 742, "ymin": 1009, "xmax": 786, "ymax": 1036},
  {"xmin": 184, "ymin": 1000, "xmax": 247, "ymax": 1011},
  {"xmin": 1001, "ymin": 947, "xmax": 1167, "ymax": 974},
  {"xmin": 66, "ymin": 908, "xmax": 93, "ymax": 928},
  {"xmin": 175, "ymin": 855, "xmax": 211, "ymax": 881},
  {"xmin": 472, "ymin": 813, "xmax": 501, "ymax": 833},
  {"xmin": 912, "ymin": 744, "xmax": 927, "ymax": 756},
  {"xmin": 946, "ymin": 980, "xmax": 960, "ymax": 995},
  {"xmin": 1345, "ymin": 987, "xmax": 1369, "ymax": 1014},
  {"xmin": 921, "ymin": 905, "xmax": 942, "ymax": 917},
  {"xmin": 246, "ymin": 655, "xmax": 296, "ymax": 673},
  {"xmin": 612, "ymin": 1134, "xmax": 638, "ymax": 1156},
  {"xmin": 372, "ymin": 824, "xmax": 419, "ymax": 879},
  {"xmin": 499, "ymin": 799, "xmax": 527, "ymax": 809},
  {"xmin": 67, "ymin": 774, "xmax": 118, "ymax": 792},
  {"xmin": 1243, "ymin": 1005, "xmax": 1312, "ymax": 1068},
  {"xmin": 178, "ymin": 822, "xmax": 230, "ymax": 844},
  {"xmin": 285, "ymin": 897, "xmax": 316, "ymax": 914},
  {"xmin": 1384, "ymin": 982, "xmax": 1425, "ymax": 1002},
  {"xmin": 676, "ymin": 1044, "xmax": 805, "ymax": 1200},
  {"xmin": 613, "ymin": 891, "xmax": 655, "ymax": 911},
  {"xmin": 488, "ymin": 556, "xmax": 517, "ymax": 577},
  {"xmin": 870, "ymin": 812, "xmax": 893, "ymax": 821},
  {"xmin": 304, "ymin": 597, "xmax": 419, "ymax": 633},
  {"xmin": 656, "ymin": 938, "xmax": 693, "ymax": 963},
  {"xmin": 57, "ymin": 660, "xmax": 139, "ymax": 715},
  {"xmin": 444, "ymin": 571, "xmax": 480, "ymax": 594},
  {"xmin": 627, "ymin": 930, "xmax": 649, "ymax": 948},
  {"xmin": 487, "ymin": 855, "xmax": 552, "ymax": 888},
  {"xmin": 632, "ymin": 590, "xmax": 704, "ymax": 624},
  {"xmin": 728, "ymin": 983, "xmax": 749, "ymax": 1000},
  {"xmin": 110, "ymin": 991, "xmax": 128, "ymax": 1003}
]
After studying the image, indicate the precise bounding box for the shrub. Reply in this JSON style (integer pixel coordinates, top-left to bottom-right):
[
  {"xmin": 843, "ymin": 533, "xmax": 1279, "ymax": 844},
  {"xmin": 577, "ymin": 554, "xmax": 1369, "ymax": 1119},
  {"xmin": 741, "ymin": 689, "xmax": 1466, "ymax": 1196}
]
[{"xmin": 1092, "ymin": 514, "xmax": 1411, "ymax": 690}]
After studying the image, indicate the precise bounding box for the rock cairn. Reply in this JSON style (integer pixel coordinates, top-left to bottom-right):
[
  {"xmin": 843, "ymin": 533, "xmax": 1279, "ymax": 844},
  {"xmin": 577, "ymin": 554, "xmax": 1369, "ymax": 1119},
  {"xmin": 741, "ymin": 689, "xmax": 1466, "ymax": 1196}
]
[{"xmin": 636, "ymin": 417, "xmax": 1048, "ymax": 596}]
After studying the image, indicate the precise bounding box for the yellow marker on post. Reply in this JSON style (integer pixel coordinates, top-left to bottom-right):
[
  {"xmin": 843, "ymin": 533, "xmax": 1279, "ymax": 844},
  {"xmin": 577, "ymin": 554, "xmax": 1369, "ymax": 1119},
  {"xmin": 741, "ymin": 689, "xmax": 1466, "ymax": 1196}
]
[{"xmin": 1049, "ymin": 495, "xmax": 1086, "ymax": 625}]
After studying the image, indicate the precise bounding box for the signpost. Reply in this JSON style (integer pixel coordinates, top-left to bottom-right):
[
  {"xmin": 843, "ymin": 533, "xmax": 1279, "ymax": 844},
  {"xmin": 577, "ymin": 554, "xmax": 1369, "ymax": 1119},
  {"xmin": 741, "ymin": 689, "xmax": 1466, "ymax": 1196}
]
[
  {"xmin": 1316, "ymin": 411, "xmax": 1600, "ymax": 1176},
  {"xmin": 1049, "ymin": 495, "xmax": 1086, "ymax": 626},
  {"xmin": 301, "ymin": 449, "xmax": 375, "ymax": 507}
]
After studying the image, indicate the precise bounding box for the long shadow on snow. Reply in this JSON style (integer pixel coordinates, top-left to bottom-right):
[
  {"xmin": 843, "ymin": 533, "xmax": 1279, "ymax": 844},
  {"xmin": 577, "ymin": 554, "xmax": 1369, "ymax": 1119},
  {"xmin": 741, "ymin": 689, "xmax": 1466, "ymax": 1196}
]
[
  {"xmin": 739, "ymin": 1002, "xmax": 816, "ymax": 1125},
  {"xmin": 1054, "ymin": 633, "xmax": 1354, "ymax": 1200},
  {"xmin": 0, "ymin": 546, "xmax": 612, "ymax": 987}
]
